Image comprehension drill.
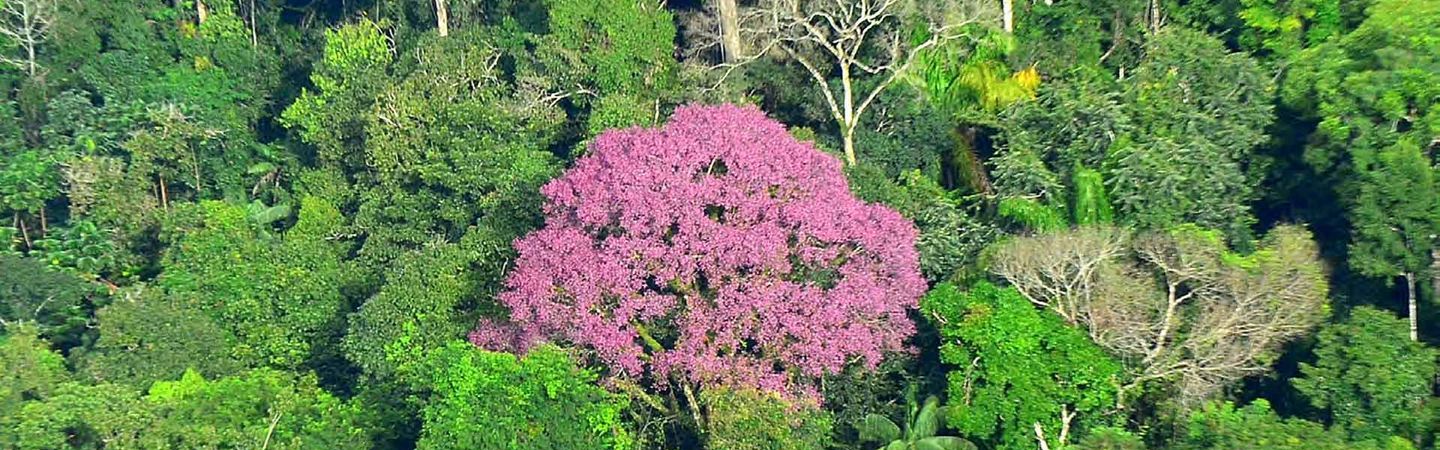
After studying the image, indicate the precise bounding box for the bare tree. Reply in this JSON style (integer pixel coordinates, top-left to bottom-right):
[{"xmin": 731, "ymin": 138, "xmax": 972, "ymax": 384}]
[
  {"xmin": 689, "ymin": 0, "xmax": 999, "ymax": 165},
  {"xmin": 0, "ymin": 0, "xmax": 55, "ymax": 77},
  {"xmin": 991, "ymin": 226, "xmax": 1128, "ymax": 324},
  {"xmin": 992, "ymin": 225, "xmax": 1328, "ymax": 405}
]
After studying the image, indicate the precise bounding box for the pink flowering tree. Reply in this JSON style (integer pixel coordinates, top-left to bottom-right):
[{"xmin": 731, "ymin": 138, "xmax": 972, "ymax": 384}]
[{"xmin": 482, "ymin": 104, "xmax": 924, "ymax": 402}]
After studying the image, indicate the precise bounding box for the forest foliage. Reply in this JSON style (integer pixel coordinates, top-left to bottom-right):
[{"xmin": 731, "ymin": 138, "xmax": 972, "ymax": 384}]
[{"xmin": 1, "ymin": 0, "xmax": 1438, "ymax": 449}]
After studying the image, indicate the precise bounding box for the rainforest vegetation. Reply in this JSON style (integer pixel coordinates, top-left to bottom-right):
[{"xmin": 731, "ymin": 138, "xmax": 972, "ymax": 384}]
[{"xmin": 1, "ymin": 0, "xmax": 1438, "ymax": 449}]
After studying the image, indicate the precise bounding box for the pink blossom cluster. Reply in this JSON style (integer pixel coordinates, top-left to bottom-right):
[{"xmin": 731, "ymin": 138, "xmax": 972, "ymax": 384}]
[{"xmin": 486, "ymin": 104, "xmax": 924, "ymax": 398}]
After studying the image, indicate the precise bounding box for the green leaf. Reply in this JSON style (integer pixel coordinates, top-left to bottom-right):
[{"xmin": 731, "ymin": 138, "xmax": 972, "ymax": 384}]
[
  {"xmin": 911, "ymin": 396, "xmax": 942, "ymax": 439},
  {"xmin": 246, "ymin": 162, "xmax": 277, "ymax": 175},
  {"xmin": 247, "ymin": 202, "xmax": 291, "ymax": 225},
  {"xmin": 859, "ymin": 414, "xmax": 902, "ymax": 443},
  {"xmin": 884, "ymin": 441, "xmax": 908, "ymax": 450},
  {"xmin": 916, "ymin": 436, "xmax": 977, "ymax": 450}
]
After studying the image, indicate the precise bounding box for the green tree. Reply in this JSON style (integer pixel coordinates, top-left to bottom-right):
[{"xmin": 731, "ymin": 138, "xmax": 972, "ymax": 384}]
[
  {"xmin": 1236, "ymin": 0, "xmax": 1343, "ymax": 60},
  {"xmin": 404, "ymin": 341, "xmax": 632, "ymax": 450},
  {"xmin": 159, "ymin": 199, "xmax": 350, "ymax": 369},
  {"xmin": 281, "ymin": 19, "xmax": 393, "ymax": 169},
  {"xmin": 1107, "ymin": 28, "xmax": 1275, "ymax": 242},
  {"xmin": 1071, "ymin": 427, "xmax": 1145, "ymax": 450},
  {"xmin": 344, "ymin": 243, "xmax": 472, "ymax": 379},
  {"xmin": 122, "ymin": 104, "xmax": 221, "ymax": 208},
  {"xmin": 922, "ymin": 282, "xmax": 1120, "ymax": 449},
  {"xmin": 994, "ymin": 75, "xmax": 1128, "ymax": 212},
  {"xmin": 538, "ymin": 0, "xmax": 677, "ymax": 99},
  {"xmin": 1283, "ymin": 0, "xmax": 1440, "ymax": 340},
  {"xmin": 1345, "ymin": 142, "xmax": 1438, "ymax": 341},
  {"xmin": 0, "ymin": 323, "xmax": 68, "ymax": 418},
  {"xmin": 78, "ymin": 288, "xmax": 242, "ymax": 389},
  {"xmin": 143, "ymin": 368, "xmax": 372, "ymax": 449},
  {"xmin": 354, "ymin": 29, "xmax": 559, "ymax": 269},
  {"xmin": 703, "ymin": 387, "xmax": 833, "ymax": 450},
  {"xmin": 3, "ymin": 369, "xmax": 371, "ymax": 450},
  {"xmin": 848, "ymin": 166, "xmax": 1000, "ymax": 283},
  {"xmin": 1294, "ymin": 307, "xmax": 1438, "ymax": 443},
  {"xmin": 0, "ymin": 254, "xmax": 93, "ymax": 348},
  {"xmin": 0, "ymin": 149, "xmax": 59, "ymax": 247},
  {"xmin": 0, "ymin": 382, "xmax": 153, "ymax": 450},
  {"xmin": 1178, "ymin": 400, "xmax": 1412, "ymax": 450}
]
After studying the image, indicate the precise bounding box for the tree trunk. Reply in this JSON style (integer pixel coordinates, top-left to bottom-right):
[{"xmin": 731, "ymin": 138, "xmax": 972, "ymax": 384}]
[
  {"xmin": 15, "ymin": 213, "xmax": 31, "ymax": 249},
  {"xmin": 842, "ymin": 127, "xmax": 857, "ymax": 166},
  {"xmin": 1148, "ymin": 0, "xmax": 1161, "ymax": 33},
  {"xmin": 840, "ymin": 66, "xmax": 857, "ymax": 166},
  {"xmin": 159, "ymin": 175, "xmax": 169, "ymax": 210},
  {"xmin": 197, "ymin": 0, "xmax": 208, "ymax": 24},
  {"xmin": 1002, "ymin": 0, "xmax": 1014, "ymax": 33},
  {"xmin": 716, "ymin": 0, "xmax": 743, "ymax": 62},
  {"xmin": 1407, "ymin": 272, "xmax": 1419, "ymax": 341},
  {"xmin": 435, "ymin": 0, "xmax": 449, "ymax": 37},
  {"xmin": 248, "ymin": 0, "xmax": 258, "ymax": 47}
]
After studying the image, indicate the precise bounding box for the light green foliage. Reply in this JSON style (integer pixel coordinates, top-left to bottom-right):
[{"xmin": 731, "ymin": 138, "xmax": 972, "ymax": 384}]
[
  {"xmin": 31, "ymin": 219, "xmax": 122, "ymax": 279},
  {"xmin": 345, "ymin": 243, "xmax": 472, "ymax": 379},
  {"xmin": 281, "ymin": 19, "xmax": 393, "ymax": 168},
  {"xmin": 541, "ymin": 0, "xmax": 676, "ymax": 98},
  {"xmin": 703, "ymin": 387, "xmax": 833, "ymax": 450},
  {"xmin": 1294, "ymin": 307, "xmax": 1438, "ymax": 443},
  {"xmin": 159, "ymin": 199, "xmax": 349, "ymax": 369},
  {"xmin": 178, "ymin": 2, "xmax": 279, "ymax": 124},
  {"xmin": 79, "ymin": 289, "xmax": 242, "ymax": 388},
  {"xmin": 2, "ymin": 369, "xmax": 370, "ymax": 450},
  {"xmin": 143, "ymin": 369, "xmax": 371, "ymax": 449},
  {"xmin": 901, "ymin": 30, "xmax": 1038, "ymax": 195},
  {"xmin": 408, "ymin": 341, "xmax": 632, "ymax": 450},
  {"xmin": 1178, "ymin": 400, "xmax": 1411, "ymax": 450},
  {"xmin": 1071, "ymin": 167, "xmax": 1113, "ymax": 226},
  {"xmin": 922, "ymin": 282, "xmax": 1120, "ymax": 449},
  {"xmin": 586, "ymin": 93, "xmax": 657, "ymax": 136},
  {"xmin": 0, "ymin": 150, "xmax": 59, "ymax": 219},
  {"xmin": 997, "ymin": 197, "xmax": 1066, "ymax": 232},
  {"xmin": 0, "ymin": 324, "xmax": 69, "ymax": 418},
  {"xmin": 1237, "ymin": 0, "xmax": 1343, "ymax": 59},
  {"xmin": 0, "ymin": 255, "xmax": 93, "ymax": 348},
  {"xmin": 61, "ymin": 155, "xmax": 160, "ymax": 271},
  {"xmin": 1072, "ymin": 427, "xmax": 1145, "ymax": 450},
  {"xmin": 906, "ymin": 31, "xmax": 1039, "ymax": 116},
  {"xmin": 1107, "ymin": 28, "xmax": 1274, "ymax": 242},
  {"xmin": 857, "ymin": 392, "xmax": 975, "ymax": 450},
  {"xmin": 848, "ymin": 166, "xmax": 999, "ymax": 283}
]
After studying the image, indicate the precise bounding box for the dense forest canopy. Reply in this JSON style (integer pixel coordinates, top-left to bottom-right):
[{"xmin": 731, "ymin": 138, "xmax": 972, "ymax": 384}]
[{"xmin": 1, "ymin": 0, "xmax": 1438, "ymax": 449}]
